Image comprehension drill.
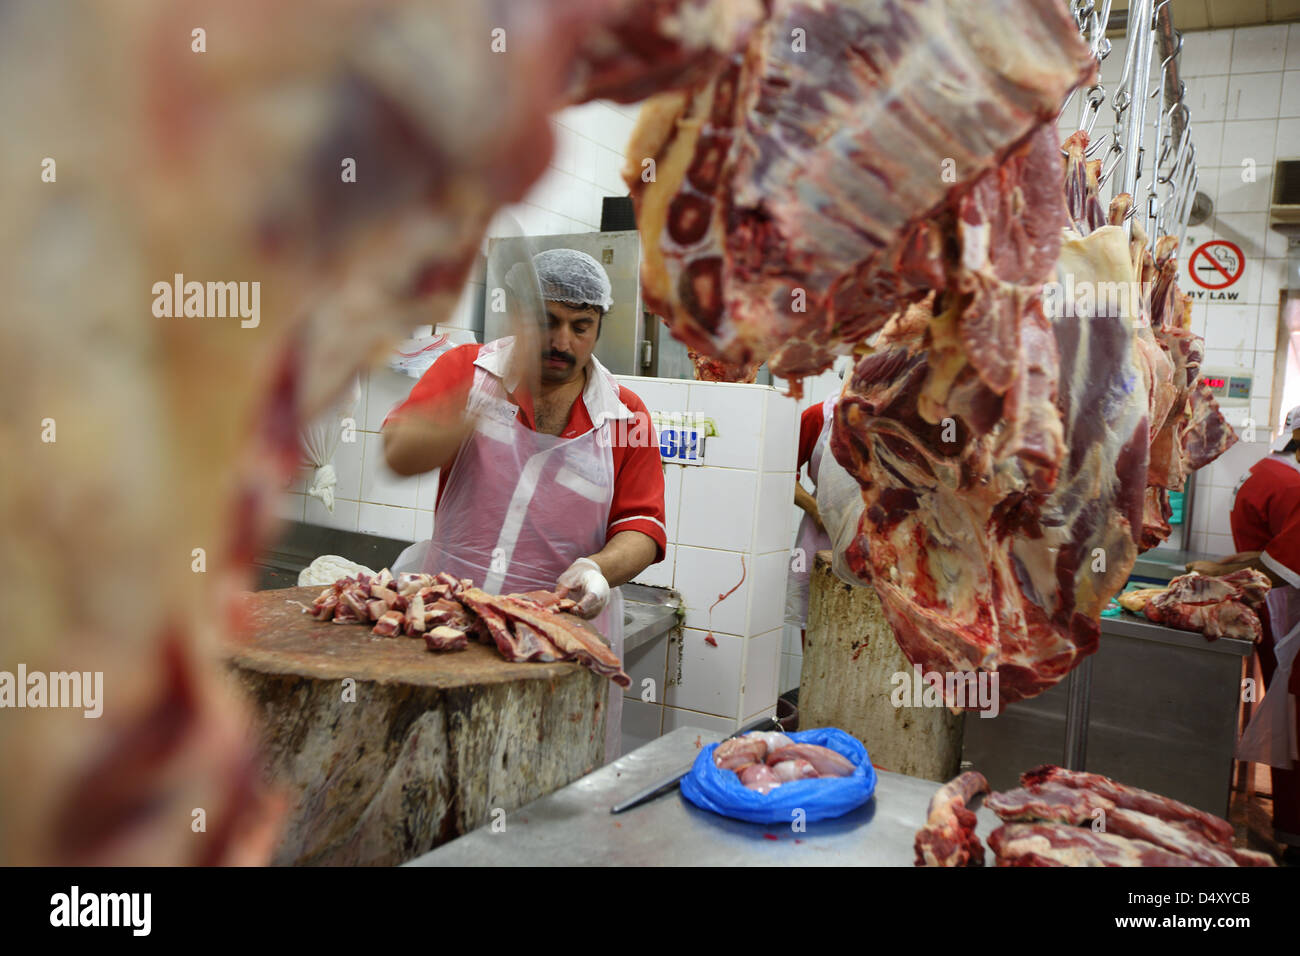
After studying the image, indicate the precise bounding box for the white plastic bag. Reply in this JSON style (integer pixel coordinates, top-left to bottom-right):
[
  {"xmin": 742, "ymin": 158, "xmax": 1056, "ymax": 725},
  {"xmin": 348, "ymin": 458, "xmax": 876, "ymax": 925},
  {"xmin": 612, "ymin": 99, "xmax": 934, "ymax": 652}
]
[
  {"xmin": 298, "ymin": 554, "xmax": 377, "ymax": 587},
  {"xmin": 301, "ymin": 376, "xmax": 361, "ymax": 512}
]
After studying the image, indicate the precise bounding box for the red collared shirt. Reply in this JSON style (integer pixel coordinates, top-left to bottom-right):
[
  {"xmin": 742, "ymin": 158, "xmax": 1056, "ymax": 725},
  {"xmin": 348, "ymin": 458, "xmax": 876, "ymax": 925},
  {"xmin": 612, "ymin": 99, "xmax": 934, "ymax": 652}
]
[
  {"xmin": 385, "ymin": 343, "xmax": 667, "ymax": 561},
  {"xmin": 1231, "ymin": 456, "xmax": 1300, "ymax": 586}
]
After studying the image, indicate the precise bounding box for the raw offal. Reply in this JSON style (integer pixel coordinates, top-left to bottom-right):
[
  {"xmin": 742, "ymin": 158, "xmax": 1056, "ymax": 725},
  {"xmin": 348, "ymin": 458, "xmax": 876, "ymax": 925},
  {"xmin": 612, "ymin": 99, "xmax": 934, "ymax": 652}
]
[
  {"xmin": 914, "ymin": 771, "xmax": 989, "ymax": 867},
  {"xmin": 739, "ymin": 763, "xmax": 782, "ymax": 794},
  {"xmin": 626, "ymin": 0, "xmax": 1096, "ymax": 382},
  {"xmin": 745, "ymin": 731, "xmax": 793, "ymax": 752},
  {"xmin": 766, "ymin": 744, "xmax": 854, "ymax": 777},
  {"xmin": 771, "ymin": 759, "xmax": 819, "ymax": 783},
  {"xmin": 714, "ymin": 737, "xmax": 768, "ymax": 772},
  {"xmin": 715, "ymin": 731, "xmax": 855, "ymax": 792},
  {"xmin": 307, "ymin": 570, "xmax": 628, "ymax": 686}
]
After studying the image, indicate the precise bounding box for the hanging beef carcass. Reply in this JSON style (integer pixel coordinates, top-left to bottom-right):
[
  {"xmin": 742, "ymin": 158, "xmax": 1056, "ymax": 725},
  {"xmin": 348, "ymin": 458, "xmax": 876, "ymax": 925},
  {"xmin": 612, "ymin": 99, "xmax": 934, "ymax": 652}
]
[
  {"xmin": 0, "ymin": 0, "xmax": 766, "ymax": 865},
  {"xmin": 626, "ymin": 0, "xmax": 1097, "ymax": 385},
  {"xmin": 826, "ymin": 119, "xmax": 1239, "ymax": 707}
]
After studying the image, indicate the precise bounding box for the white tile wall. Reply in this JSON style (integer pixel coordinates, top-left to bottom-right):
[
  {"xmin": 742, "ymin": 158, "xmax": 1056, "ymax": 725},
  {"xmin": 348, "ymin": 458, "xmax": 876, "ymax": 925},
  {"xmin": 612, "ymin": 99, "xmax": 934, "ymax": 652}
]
[
  {"xmin": 665, "ymin": 627, "xmax": 744, "ymax": 717},
  {"xmin": 677, "ymin": 468, "xmax": 757, "ymax": 553},
  {"xmin": 740, "ymin": 627, "xmax": 782, "ymax": 720},
  {"xmin": 1175, "ymin": 23, "xmax": 1299, "ymax": 546}
]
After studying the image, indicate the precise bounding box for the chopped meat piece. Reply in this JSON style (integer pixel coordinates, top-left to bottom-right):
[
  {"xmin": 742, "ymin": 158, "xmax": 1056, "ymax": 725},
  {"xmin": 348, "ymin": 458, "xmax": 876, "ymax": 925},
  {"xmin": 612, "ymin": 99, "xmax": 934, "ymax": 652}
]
[
  {"xmin": 423, "ymin": 627, "xmax": 468, "ymax": 652},
  {"xmin": 988, "ymin": 823, "xmax": 1206, "ymax": 867},
  {"xmin": 914, "ymin": 771, "xmax": 990, "ymax": 867},
  {"xmin": 371, "ymin": 611, "xmax": 404, "ymax": 638}
]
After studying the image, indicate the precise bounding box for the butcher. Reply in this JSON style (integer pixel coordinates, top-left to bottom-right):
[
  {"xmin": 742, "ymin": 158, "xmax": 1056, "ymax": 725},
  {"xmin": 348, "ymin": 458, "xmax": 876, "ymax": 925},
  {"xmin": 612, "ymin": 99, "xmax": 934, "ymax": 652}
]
[
  {"xmin": 785, "ymin": 392, "xmax": 836, "ymax": 645},
  {"xmin": 1189, "ymin": 406, "xmax": 1300, "ymax": 862},
  {"xmin": 381, "ymin": 249, "xmax": 667, "ymax": 760}
]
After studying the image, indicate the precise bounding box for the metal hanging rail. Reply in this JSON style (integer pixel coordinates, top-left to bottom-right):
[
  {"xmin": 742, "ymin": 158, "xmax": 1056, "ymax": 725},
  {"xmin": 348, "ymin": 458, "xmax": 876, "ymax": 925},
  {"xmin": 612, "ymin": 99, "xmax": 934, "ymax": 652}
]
[{"xmin": 1064, "ymin": 0, "xmax": 1198, "ymax": 250}]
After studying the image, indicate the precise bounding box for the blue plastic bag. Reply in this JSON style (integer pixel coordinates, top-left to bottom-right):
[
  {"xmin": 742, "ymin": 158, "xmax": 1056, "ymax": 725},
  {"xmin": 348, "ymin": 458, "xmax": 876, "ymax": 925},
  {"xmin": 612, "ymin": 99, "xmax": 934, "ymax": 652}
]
[{"xmin": 679, "ymin": 727, "xmax": 876, "ymax": 824}]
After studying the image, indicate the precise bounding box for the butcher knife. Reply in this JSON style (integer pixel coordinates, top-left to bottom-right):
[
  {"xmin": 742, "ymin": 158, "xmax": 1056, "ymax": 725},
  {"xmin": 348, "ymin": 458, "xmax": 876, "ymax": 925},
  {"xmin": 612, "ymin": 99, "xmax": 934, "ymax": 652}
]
[{"xmin": 609, "ymin": 715, "xmax": 782, "ymax": 814}]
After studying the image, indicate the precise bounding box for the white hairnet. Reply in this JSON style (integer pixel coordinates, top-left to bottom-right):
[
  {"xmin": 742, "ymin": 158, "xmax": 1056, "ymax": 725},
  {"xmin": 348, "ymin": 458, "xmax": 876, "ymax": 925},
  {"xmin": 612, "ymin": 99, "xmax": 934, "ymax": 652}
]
[{"xmin": 533, "ymin": 248, "xmax": 613, "ymax": 313}]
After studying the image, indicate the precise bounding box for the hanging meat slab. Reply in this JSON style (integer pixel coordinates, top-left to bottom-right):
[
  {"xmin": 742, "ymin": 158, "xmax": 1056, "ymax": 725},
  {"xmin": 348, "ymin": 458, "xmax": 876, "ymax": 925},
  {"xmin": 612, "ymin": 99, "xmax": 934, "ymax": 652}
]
[{"xmin": 625, "ymin": 0, "xmax": 1097, "ymax": 383}]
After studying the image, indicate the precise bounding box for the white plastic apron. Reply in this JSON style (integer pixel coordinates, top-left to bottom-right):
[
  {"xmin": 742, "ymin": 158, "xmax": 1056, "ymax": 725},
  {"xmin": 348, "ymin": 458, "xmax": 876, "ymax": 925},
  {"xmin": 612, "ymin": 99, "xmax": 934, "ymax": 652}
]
[
  {"xmin": 421, "ymin": 338, "xmax": 626, "ymax": 761},
  {"xmin": 784, "ymin": 394, "xmax": 836, "ymax": 627},
  {"xmin": 1238, "ymin": 585, "xmax": 1300, "ymax": 769}
]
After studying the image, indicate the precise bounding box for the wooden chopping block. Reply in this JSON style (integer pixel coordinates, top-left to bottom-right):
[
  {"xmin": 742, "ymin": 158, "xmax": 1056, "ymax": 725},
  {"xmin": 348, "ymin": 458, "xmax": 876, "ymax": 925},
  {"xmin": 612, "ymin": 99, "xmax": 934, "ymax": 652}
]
[
  {"xmin": 799, "ymin": 553, "xmax": 962, "ymax": 782},
  {"xmin": 224, "ymin": 586, "xmax": 607, "ymax": 866}
]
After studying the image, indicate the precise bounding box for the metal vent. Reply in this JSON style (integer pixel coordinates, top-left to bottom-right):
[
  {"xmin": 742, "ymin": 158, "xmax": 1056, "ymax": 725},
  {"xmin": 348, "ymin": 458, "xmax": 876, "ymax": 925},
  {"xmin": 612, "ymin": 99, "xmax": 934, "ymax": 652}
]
[
  {"xmin": 600, "ymin": 196, "xmax": 635, "ymax": 232},
  {"xmin": 1275, "ymin": 160, "xmax": 1300, "ymax": 207}
]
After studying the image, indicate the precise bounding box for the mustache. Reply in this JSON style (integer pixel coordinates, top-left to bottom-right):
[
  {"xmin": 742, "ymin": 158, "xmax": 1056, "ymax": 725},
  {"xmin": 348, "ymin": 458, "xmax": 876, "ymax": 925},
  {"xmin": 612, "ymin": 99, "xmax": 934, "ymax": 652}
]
[{"xmin": 543, "ymin": 350, "xmax": 575, "ymax": 364}]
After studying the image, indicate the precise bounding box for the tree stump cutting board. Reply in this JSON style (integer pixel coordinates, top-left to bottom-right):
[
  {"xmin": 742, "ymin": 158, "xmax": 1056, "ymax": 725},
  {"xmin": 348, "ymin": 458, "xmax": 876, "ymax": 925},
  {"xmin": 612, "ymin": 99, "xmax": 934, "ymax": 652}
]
[
  {"xmin": 225, "ymin": 586, "xmax": 607, "ymax": 866},
  {"xmin": 800, "ymin": 553, "xmax": 962, "ymax": 782}
]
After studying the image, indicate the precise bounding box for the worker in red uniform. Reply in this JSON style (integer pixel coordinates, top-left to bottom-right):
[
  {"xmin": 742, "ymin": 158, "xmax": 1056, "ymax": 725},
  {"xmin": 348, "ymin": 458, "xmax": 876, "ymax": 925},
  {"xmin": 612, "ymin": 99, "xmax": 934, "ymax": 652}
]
[
  {"xmin": 1189, "ymin": 406, "xmax": 1300, "ymax": 860},
  {"xmin": 381, "ymin": 249, "xmax": 666, "ymax": 760}
]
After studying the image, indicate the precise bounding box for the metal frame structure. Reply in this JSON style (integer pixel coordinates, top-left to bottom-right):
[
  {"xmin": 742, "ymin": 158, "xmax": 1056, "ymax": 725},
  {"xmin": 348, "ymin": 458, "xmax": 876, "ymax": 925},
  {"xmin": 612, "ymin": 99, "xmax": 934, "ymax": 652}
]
[
  {"xmin": 1059, "ymin": 0, "xmax": 1199, "ymax": 770},
  {"xmin": 1064, "ymin": 0, "xmax": 1199, "ymax": 249}
]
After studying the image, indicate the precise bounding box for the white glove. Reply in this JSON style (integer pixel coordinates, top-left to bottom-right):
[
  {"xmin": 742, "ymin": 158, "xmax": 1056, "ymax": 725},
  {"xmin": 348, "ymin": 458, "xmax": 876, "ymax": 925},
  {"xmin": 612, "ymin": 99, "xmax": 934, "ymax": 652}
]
[{"xmin": 556, "ymin": 557, "xmax": 609, "ymax": 619}]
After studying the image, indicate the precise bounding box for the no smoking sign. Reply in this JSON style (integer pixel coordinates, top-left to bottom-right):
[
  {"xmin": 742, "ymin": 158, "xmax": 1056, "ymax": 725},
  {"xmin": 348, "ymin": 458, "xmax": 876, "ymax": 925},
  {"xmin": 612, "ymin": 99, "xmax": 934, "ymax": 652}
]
[{"xmin": 1189, "ymin": 240, "xmax": 1244, "ymax": 290}]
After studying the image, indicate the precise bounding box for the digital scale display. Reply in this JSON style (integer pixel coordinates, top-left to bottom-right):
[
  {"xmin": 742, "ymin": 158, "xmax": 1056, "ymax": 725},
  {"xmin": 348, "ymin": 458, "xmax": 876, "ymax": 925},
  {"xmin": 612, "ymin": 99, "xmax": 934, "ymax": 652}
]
[{"xmin": 1200, "ymin": 367, "xmax": 1253, "ymax": 405}]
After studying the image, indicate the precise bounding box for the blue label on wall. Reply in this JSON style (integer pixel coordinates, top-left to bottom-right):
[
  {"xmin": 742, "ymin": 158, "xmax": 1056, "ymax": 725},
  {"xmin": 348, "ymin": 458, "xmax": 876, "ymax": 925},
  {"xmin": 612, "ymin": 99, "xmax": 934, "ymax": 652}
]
[{"xmin": 658, "ymin": 427, "xmax": 704, "ymax": 464}]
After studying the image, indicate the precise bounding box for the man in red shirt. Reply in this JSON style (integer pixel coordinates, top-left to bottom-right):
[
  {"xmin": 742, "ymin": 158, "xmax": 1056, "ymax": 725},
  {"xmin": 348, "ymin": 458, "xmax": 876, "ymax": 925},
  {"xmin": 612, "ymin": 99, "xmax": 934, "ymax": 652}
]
[
  {"xmin": 1190, "ymin": 406, "xmax": 1300, "ymax": 857},
  {"xmin": 381, "ymin": 248, "xmax": 665, "ymax": 759}
]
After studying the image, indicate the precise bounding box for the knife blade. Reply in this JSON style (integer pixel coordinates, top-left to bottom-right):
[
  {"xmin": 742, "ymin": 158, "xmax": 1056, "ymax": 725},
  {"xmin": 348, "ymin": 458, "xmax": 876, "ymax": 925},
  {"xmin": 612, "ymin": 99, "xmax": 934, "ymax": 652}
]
[{"xmin": 609, "ymin": 715, "xmax": 782, "ymax": 814}]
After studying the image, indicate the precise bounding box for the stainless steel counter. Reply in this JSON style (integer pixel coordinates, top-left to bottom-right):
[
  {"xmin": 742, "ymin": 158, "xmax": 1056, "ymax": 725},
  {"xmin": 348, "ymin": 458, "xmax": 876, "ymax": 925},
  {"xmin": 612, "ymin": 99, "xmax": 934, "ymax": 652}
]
[
  {"xmin": 621, "ymin": 582, "xmax": 680, "ymax": 655},
  {"xmin": 963, "ymin": 610, "xmax": 1252, "ymax": 816},
  {"xmin": 408, "ymin": 727, "xmax": 1000, "ymax": 866}
]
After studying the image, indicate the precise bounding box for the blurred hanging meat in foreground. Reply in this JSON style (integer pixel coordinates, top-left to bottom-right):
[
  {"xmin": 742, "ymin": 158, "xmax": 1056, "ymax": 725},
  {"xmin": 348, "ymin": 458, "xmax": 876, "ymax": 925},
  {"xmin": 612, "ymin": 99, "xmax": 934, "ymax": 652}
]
[{"xmin": 0, "ymin": 0, "xmax": 761, "ymax": 864}]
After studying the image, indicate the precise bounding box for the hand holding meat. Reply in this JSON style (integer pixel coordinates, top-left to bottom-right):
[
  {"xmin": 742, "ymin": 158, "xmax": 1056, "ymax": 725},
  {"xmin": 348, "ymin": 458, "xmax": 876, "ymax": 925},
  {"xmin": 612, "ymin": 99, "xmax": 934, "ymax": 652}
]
[{"xmin": 556, "ymin": 557, "xmax": 610, "ymax": 619}]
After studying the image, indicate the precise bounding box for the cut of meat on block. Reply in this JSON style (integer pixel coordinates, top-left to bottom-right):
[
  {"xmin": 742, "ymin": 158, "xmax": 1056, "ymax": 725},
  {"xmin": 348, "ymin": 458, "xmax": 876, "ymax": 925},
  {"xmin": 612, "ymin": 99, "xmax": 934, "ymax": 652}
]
[
  {"xmin": 988, "ymin": 823, "xmax": 1207, "ymax": 867},
  {"xmin": 1019, "ymin": 766, "xmax": 1235, "ymax": 848},
  {"xmin": 914, "ymin": 771, "xmax": 990, "ymax": 867},
  {"xmin": 458, "ymin": 588, "xmax": 631, "ymax": 687},
  {"xmin": 227, "ymin": 586, "xmax": 607, "ymax": 866},
  {"xmin": 424, "ymin": 627, "xmax": 468, "ymax": 652}
]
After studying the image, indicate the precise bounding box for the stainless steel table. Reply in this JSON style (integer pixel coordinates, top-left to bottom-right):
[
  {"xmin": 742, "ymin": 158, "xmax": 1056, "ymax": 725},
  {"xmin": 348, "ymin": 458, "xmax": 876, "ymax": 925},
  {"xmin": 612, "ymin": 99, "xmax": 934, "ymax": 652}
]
[
  {"xmin": 408, "ymin": 727, "xmax": 999, "ymax": 866},
  {"xmin": 964, "ymin": 611, "xmax": 1253, "ymax": 816}
]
